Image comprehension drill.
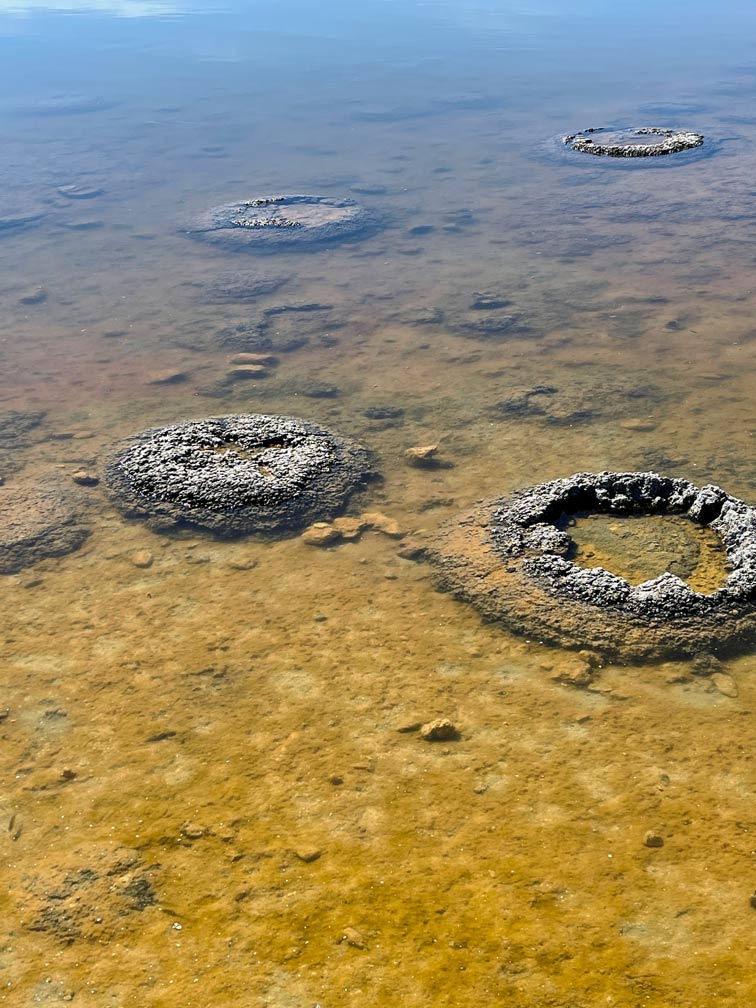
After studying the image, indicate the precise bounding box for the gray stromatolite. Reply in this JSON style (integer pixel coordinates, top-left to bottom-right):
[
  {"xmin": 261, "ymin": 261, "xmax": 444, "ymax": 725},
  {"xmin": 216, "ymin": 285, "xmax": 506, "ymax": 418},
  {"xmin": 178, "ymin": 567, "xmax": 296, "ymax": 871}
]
[
  {"xmin": 0, "ymin": 476, "xmax": 91, "ymax": 573},
  {"xmin": 183, "ymin": 194, "xmax": 378, "ymax": 251},
  {"xmin": 563, "ymin": 126, "xmax": 704, "ymax": 158},
  {"xmin": 427, "ymin": 471, "xmax": 756, "ymax": 659},
  {"xmin": 104, "ymin": 414, "xmax": 377, "ymax": 537}
]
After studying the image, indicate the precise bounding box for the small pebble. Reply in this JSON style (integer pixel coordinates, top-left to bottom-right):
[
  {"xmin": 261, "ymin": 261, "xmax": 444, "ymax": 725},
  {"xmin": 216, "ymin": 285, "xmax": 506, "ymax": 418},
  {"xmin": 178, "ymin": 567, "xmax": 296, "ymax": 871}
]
[
  {"xmin": 131, "ymin": 550, "xmax": 154, "ymax": 568},
  {"xmin": 710, "ymin": 672, "xmax": 739, "ymax": 698},
  {"xmin": 148, "ymin": 370, "xmax": 188, "ymax": 385},
  {"xmin": 644, "ymin": 831, "xmax": 664, "ymax": 848},
  {"xmin": 71, "ymin": 470, "xmax": 99, "ymax": 487},
  {"xmin": 420, "ymin": 718, "xmax": 459, "ymax": 742},
  {"xmin": 404, "ymin": 444, "xmax": 440, "ymax": 468},
  {"xmin": 339, "ymin": 926, "xmax": 367, "ymax": 949},
  {"xmin": 294, "ymin": 847, "xmax": 322, "ymax": 863}
]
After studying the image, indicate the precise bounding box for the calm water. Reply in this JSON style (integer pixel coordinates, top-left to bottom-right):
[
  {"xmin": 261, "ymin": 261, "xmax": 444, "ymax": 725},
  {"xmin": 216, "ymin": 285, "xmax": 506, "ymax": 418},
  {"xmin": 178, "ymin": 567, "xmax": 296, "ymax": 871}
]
[{"xmin": 3, "ymin": 1, "xmax": 756, "ymax": 1005}]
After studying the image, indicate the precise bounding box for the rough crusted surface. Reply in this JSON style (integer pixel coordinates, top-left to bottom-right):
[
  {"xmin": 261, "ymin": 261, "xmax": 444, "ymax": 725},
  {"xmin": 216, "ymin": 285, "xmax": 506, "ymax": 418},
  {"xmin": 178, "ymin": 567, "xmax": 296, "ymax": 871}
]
[
  {"xmin": 0, "ymin": 476, "xmax": 91, "ymax": 573},
  {"xmin": 21, "ymin": 844, "xmax": 159, "ymax": 944},
  {"xmin": 183, "ymin": 194, "xmax": 378, "ymax": 251},
  {"xmin": 563, "ymin": 126, "xmax": 704, "ymax": 158},
  {"xmin": 104, "ymin": 414, "xmax": 377, "ymax": 538},
  {"xmin": 428, "ymin": 472, "xmax": 756, "ymax": 659}
]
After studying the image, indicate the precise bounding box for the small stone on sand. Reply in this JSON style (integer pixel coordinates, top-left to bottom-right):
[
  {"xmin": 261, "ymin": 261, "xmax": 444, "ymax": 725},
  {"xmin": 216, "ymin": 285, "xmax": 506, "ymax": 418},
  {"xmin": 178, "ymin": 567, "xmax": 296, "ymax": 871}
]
[
  {"xmin": 404, "ymin": 444, "xmax": 440, "ymax": 468},
  {"xmin": 71, "ymin": 470, "xmax": 99, "ymax": 487},
  {"xmin": 420, "ymin": 718, "xmax": 459, "ymax": 742},
  {"xmin": 131, "ymin": 550, "xmax": 154, "ymax": 568}
]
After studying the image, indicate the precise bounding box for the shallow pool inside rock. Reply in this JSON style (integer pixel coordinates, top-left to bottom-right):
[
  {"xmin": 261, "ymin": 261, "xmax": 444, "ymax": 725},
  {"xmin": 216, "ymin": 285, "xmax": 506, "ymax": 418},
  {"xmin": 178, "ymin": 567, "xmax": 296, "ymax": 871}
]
[{"xmin": 564, "ymin": 512, "xmax": 730, "ymax": 593}]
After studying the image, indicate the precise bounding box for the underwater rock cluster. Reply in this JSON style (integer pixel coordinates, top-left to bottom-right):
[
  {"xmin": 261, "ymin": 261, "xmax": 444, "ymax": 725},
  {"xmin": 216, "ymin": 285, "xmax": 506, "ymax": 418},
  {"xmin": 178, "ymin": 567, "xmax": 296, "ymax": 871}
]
[
  {"xmin": 427, "ymin": 471, "xmax": 756, "ymax": 659},
  {"xmin": 184, "ymin": 194, "xmax": 377, "ymax": 250},
  {"xmin": 104, "ymin": 413, "xmax": 376, "ymax": 538},
  {"xmin": 563, "ymin": 126, "xmax": 704, "ymax": 158}
]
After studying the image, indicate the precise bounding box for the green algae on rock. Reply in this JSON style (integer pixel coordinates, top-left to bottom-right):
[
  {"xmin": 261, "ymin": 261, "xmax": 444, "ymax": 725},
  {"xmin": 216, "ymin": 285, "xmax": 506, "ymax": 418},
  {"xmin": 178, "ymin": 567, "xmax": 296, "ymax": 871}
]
[
  {"xmin": 427, "ymin": 471, "xmax": 756, "ymax": 660},
  {"xmin": 104, "ymin": 414, "xmax": 377, "ymax": 538}
]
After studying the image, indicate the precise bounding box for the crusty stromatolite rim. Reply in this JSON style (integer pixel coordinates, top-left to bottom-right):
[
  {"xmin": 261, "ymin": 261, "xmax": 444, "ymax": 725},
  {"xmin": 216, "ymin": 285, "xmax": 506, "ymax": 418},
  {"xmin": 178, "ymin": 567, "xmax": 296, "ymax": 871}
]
[
  {"xmin": 183, "ymin": 194, "xmax": 378, "ymax": 250},
  {"xmin": 563, "ymin": 126, "xmax": 704, "ymax": 158},
  {"xmin": 428, "ymin": 471, "xmax": 756, "ymax": 659},
  {"xmin": 104, "ymin": 413, "xmax": 376, "ymax": 538}
]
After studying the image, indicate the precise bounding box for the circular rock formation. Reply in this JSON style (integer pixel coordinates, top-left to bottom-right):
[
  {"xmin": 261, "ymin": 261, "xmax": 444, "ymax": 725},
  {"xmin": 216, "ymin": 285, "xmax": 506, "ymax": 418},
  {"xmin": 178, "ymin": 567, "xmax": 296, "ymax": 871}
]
[
  {"xmin": 563, "ymin": 126, "xmax": 704, "ymax": 158},
  {"xmin": 104, "ymin": 414, "xmax": 376, "ymax": 537},
  {"xmin": 184, "ymin": 195, "xmax": 377, "ymax": 251},
  {"xmin": 0, "ymin": 476, "xmax": 91, "ymax": 574},
  {"xmin": 428, "ymin": 472, "xmax": 756, "ymax": 660}
]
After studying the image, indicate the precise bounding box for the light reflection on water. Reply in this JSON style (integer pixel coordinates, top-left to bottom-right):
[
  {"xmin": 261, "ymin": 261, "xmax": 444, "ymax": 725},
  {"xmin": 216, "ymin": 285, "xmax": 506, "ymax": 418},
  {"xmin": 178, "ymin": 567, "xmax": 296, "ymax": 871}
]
[{"xmin": 2, "ymin": 1, "xmax": 756, "ymax": 1005}]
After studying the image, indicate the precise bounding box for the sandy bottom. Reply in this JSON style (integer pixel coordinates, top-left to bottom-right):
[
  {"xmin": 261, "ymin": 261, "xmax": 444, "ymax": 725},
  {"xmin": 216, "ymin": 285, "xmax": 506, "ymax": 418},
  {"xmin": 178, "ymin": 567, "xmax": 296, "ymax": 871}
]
[{"xmin": 2, "ymin": 78, "xmax": 756, "ymax": 1007}]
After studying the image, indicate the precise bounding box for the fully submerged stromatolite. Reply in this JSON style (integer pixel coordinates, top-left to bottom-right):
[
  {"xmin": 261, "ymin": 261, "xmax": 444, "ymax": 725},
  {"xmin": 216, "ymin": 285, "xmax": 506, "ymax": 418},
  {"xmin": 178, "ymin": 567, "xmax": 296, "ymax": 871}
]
[
  {"xmin": 183, "ymin": 195, "xmax": 378, "ymax": 251},
  {"xmin": 0, "ymin": 476, "xmax": 91, "ymax": 574},
  {"xmin": 104, "ymin": 414, "xmax": 377, "ymax": 537},
  {"xmin": 427, "ymin": 471, "xmax": 756, "ymax": 660}
]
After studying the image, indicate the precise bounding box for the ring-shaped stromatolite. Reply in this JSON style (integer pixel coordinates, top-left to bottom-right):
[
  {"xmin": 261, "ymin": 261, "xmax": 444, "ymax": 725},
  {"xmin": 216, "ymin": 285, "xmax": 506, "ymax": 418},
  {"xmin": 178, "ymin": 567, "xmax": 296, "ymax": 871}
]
[
  {"xmin": 428, "ymin": 471, "xmax": 756, "ymax": 659},
  {"xmin": 104, "ymin": 414, "xmax": 376, "ymax": 537},
  {"xmin": 563, "ymin": 126, "xmax": 704, "ymax": 158},
  {"xmin": 184, "ymin": 194, "xmax": 377, "ymax": 250}
]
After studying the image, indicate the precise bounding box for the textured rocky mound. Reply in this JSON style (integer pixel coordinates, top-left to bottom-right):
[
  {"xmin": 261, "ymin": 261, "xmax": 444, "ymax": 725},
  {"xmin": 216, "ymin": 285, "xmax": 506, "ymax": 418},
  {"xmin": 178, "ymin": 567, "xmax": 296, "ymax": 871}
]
[
  {"xmin": 0, "ymin": 476, "xmax": 91, "ymax": 573},
  {"xmin": 104, "ymin": 414, "xmax": 376, "ymax": 537},
  {"xmin": 428, "ymin": 471, "xmax": 756, "ymax": 659},
  {"xmin": 563, "ymin": 126, "xmax": 704, "ymax": 158},
  {"xmin": 183, "ymin": 194, "xmax": 378, "ymax": 250}
]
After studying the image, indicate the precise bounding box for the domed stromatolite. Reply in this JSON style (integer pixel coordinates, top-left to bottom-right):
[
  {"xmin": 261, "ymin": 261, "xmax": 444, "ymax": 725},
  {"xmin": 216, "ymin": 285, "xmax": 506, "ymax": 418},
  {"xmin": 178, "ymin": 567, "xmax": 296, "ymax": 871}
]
[{"xmin": 104, "ymin": 414, "xmax": 376, "ymax": 538}]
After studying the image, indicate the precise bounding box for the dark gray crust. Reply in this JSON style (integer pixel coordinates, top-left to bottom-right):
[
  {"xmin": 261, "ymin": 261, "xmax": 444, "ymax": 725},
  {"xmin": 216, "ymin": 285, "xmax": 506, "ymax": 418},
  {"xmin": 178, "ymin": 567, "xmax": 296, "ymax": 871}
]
[
  {"xmin": 563, "ymin": 126, "xmax": 704, "ymax": 158},
  {"xmin": 0, "ymin": 476, "xmax": 91, "ymax": 574},
  {"xmin": 428, "ymin": 471, "xmax": 756, "ymax": 659},
  {"xmin": 104, "ymin": 414, "xmax": 377, "ymax": 538},
  {"xmin": 183, "ymin": 194, "xmax": 378, "ymax": 250}
]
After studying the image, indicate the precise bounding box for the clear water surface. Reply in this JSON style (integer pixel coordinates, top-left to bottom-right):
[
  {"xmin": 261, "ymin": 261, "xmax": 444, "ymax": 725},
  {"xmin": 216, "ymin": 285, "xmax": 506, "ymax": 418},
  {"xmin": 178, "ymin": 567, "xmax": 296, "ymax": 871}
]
[{"xmin": 3, "ymin": 1, "xmax": 756, "ymax": 1005}]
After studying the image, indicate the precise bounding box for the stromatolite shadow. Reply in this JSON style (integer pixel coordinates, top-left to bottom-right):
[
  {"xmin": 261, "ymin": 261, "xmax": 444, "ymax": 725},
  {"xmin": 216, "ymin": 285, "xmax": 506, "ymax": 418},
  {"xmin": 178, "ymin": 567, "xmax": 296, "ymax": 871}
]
[
  {"xmin": 427, "ymin": 471, "xmax": 756, "ymax": 660},
  {"xmin": 104, "ymin": 414, "xmax": 378, "ymax": 537},
  {"xmin": 183, "ymin": 194, "xmax": 380, "ymax": 251}
]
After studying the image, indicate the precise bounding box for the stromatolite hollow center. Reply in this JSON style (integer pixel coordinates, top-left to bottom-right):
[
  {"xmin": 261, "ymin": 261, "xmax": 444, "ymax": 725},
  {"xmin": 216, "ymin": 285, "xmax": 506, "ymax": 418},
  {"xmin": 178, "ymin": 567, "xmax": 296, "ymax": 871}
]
[{"xmin": 428, "ymin": 471, "xmax": 756, "ymax": 659}]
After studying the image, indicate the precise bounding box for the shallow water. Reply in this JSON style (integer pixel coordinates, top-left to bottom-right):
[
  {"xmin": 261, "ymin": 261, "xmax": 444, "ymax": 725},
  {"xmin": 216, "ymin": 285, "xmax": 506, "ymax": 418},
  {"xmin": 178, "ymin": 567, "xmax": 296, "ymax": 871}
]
[{"xmin": 3, "ymin": 1, "xmax": 756, "ymax": 1005}]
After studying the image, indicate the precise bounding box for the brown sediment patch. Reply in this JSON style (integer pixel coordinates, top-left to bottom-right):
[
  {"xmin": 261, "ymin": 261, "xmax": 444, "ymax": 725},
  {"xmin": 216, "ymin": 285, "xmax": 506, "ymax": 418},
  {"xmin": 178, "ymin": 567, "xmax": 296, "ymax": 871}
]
[{"xmin": 427, "ymin": 471, "xmax": 756, "ymax": 659}]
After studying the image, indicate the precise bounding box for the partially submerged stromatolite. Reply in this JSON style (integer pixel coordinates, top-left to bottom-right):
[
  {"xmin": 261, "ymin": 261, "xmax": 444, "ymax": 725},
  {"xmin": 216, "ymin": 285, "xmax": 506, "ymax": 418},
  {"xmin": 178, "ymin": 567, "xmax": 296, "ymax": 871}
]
[
  {"xmin": 104, "ymin": 414, "xmax": 376, "ymax": 538},
  {"xmin": 427, "ymin": 471, "xmax": 756, "ymax": 660},
  {"xmin": 183, "ymin": 194, "xmax": 378, "ymax": 251},
  {"xmin": 563, "ymin": 126, "xmax": 705, "ymax": 159}
]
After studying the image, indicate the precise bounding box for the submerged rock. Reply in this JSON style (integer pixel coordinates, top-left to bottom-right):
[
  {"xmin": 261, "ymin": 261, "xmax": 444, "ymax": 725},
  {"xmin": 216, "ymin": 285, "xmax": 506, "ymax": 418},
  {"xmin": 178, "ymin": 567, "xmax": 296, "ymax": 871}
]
[
  {"xmin": 104, "ymin": 414, "xmax": 377, "ymax": 538},
  {"xmin": 0, "ymin": 476, "xmax": 90, "ymax": 573},
  {"xmin": 426, "ymin": 471, "xmax": 756, "ymax": 660},
  {"xmin": 183, "ymin": 194, "xmax": 380, "ymax": 251},
  {"xmin": 189, "ymin": 271, "xmax": 290, "ymax": 303}
]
